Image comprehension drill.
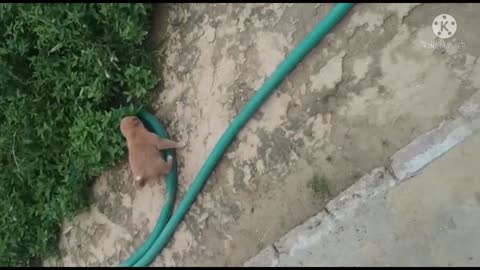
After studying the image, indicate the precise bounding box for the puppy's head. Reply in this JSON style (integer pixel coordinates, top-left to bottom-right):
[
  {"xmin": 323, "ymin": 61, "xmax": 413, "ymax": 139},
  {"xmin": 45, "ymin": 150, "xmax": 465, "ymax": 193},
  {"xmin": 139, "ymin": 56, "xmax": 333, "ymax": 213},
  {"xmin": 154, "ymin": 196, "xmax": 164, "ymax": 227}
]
[{"xmin": 120, "ymin": 116, "xmax": 143, "ymax": 137}]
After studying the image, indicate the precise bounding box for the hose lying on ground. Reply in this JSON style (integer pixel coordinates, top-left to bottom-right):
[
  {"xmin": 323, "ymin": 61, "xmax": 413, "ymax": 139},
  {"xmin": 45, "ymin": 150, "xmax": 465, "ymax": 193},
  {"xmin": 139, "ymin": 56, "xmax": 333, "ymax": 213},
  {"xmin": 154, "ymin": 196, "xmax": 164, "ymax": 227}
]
[{"xmin": 120, "ymin": 3, "xmax": 354, "ymax": 267}]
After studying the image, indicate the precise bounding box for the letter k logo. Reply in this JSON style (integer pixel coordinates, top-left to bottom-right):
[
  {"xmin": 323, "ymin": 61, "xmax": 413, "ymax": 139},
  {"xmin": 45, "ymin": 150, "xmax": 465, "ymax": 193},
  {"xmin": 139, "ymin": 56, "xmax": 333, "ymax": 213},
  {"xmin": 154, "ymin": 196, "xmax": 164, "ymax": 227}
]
[{"xmin": 432, "ymin": 14, "xmax": 457, "ymax": 39}]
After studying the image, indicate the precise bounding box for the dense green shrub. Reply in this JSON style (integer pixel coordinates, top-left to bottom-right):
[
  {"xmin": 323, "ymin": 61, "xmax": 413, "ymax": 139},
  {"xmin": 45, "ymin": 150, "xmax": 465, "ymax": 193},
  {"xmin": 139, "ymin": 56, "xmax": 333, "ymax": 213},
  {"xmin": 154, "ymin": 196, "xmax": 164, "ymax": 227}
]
[{"xmin": 0, "ymin": 4, "xmax": 158, "ymax": 266}]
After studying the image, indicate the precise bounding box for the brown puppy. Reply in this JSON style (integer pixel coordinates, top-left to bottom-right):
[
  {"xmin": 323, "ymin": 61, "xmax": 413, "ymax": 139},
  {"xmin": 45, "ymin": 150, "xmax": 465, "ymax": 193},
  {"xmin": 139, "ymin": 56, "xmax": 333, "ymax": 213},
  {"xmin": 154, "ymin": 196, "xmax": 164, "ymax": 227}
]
[{"xmin": 120, "ymin": 116, "xmax": 185, "ymax": 187}]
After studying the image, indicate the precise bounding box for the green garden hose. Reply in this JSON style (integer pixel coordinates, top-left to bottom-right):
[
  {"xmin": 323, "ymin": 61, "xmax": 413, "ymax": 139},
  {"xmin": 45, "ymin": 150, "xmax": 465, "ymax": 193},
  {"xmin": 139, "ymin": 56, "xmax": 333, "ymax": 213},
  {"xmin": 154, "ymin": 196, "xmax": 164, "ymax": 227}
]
[
  {"xmin": 121, "ymin": 3, "xmax": 354, "ymax": 267},
  {"xmin": 120, "ymin": 109, "xmax": 178, "ymax": 267}
]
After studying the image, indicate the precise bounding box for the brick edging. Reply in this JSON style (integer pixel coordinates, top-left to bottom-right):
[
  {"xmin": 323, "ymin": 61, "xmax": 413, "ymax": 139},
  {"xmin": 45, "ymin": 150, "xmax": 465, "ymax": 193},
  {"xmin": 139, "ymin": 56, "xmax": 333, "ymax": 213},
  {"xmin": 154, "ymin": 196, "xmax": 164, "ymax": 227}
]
[{"xmin": 244, "ymin": 90, "xmax": 480, "ymax": 267}]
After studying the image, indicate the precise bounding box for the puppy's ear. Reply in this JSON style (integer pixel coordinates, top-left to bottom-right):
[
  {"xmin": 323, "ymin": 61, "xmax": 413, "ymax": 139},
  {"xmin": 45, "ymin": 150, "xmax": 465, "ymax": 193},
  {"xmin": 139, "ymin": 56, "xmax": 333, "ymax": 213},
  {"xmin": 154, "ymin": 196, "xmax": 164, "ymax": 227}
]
[{"xmin": 132, "ymin": 117, "xmax": 141, "ymax": 126}]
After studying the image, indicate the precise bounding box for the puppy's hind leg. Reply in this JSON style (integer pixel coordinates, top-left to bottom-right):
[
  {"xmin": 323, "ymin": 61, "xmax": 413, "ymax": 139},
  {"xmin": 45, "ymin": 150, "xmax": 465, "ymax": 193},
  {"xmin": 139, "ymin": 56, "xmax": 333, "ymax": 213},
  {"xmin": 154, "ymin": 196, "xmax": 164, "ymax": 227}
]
[
  {"xmin": 150, "ymin": 155, "xmax": 174, "ymax": 178},
  {"xmin": 135, "ymin": 175, "xmax": 147, "ymax": 188},
  {"xmin": 161, "ymin": 155, "xmax": 174, "ymax": 176}
]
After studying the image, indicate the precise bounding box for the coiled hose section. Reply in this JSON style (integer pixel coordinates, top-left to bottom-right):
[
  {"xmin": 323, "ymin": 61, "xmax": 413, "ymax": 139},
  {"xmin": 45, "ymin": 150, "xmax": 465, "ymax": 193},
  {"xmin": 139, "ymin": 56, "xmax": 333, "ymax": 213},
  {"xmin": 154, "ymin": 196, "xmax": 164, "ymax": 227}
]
[
  {"xmin": 121, "ymin": 3, "xmax": 354, "ymax": 267},
  {"xmin": 120, "ymin": 110, "xmax": 178, "ymax": 267}
]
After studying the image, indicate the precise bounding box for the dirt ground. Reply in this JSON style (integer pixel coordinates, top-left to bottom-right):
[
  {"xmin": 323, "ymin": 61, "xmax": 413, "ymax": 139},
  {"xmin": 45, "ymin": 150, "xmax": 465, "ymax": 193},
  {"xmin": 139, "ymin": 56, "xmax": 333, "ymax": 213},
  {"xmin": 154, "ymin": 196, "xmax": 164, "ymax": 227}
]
[{"xmin": 44, "ymin": 3, "xmax": 480, "ymax": 266}]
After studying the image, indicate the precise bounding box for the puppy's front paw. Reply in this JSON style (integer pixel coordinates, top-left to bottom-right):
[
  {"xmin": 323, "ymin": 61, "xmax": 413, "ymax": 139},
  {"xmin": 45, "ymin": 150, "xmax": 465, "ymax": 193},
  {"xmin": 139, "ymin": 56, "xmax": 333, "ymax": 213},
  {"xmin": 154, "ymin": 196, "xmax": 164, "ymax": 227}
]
[{"xmin": 178, "ymin": 141, "xmax": 187, "ymax": 148}]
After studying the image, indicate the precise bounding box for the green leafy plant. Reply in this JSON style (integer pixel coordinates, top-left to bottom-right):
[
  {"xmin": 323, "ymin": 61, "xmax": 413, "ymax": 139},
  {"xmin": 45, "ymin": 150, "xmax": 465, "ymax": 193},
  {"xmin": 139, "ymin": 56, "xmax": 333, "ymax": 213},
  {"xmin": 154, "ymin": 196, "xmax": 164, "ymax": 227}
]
[{"xmin": 0, "ymin": 3, "xmax": 158, "ymax": 266}]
